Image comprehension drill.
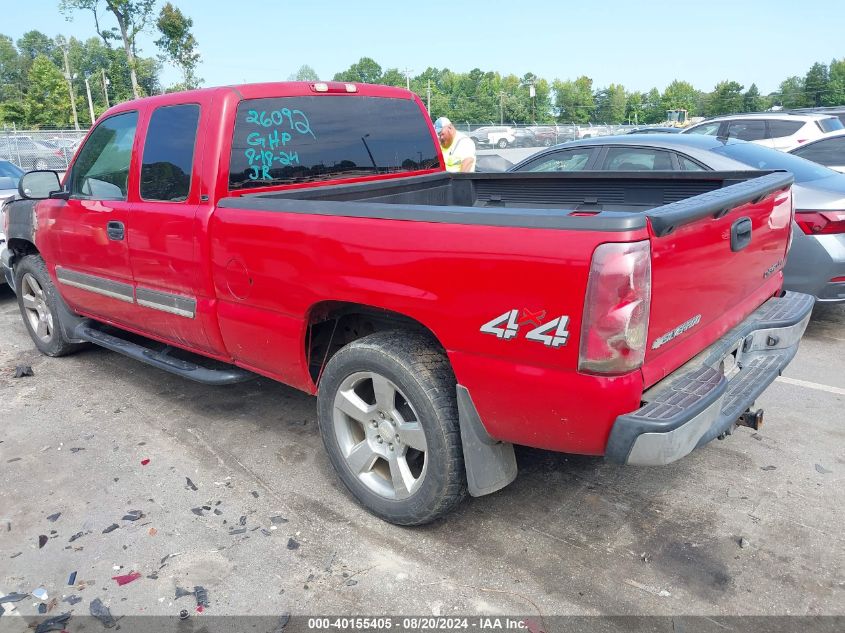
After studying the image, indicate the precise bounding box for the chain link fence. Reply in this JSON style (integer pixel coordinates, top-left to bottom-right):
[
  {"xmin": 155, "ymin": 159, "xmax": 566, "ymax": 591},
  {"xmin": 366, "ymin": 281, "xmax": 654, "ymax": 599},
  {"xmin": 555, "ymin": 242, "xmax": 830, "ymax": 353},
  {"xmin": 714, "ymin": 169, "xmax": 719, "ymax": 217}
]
[{"xmin": 0, "ymin": 127, "xmax": 89, "ymax": 171}]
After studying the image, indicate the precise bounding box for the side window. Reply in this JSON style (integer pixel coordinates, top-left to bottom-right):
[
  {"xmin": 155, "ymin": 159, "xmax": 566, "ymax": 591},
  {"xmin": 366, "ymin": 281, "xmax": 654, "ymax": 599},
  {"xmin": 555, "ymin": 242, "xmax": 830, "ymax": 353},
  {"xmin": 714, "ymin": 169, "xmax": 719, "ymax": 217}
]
[
  {"xmin": 522, "ymin": 149, "xmax": 595, "ymax": 172},
  {"xmin": 141, "ymin": 104, "xmax": 200, "ymax": 202},
  {"xmin": 726, "ymin": 120, "xmax": 767, "ymax": 141},
  {"xmin": 686, "ymin": 122, "xmax": 720, "ymax": 136},
  {"xmin": 70, "ymin": 111, "xmax": 138, "ymax": 200},
  {"xmin": 601, "ymin": 148, "xmax": 675, "ymax": 170},
  {"xmin": 678, "ymin": 155, "xmax": 707, "ymax": 171},
  {"xmin": 768, "ymin": 120, "xmax": 803, "ymax": 137},
  {"xmin": 792, "ymin": 137, "xmax": 845, "ymax": 166}
]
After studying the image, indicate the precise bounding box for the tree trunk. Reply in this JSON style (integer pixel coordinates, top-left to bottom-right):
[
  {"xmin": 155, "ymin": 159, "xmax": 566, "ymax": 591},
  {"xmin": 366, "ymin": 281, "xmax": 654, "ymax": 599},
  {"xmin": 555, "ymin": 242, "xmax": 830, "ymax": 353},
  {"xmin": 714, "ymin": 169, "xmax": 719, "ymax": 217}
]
[{"xmin": 107, "ymin": 1, "xmax": 141, "ymax": 99}]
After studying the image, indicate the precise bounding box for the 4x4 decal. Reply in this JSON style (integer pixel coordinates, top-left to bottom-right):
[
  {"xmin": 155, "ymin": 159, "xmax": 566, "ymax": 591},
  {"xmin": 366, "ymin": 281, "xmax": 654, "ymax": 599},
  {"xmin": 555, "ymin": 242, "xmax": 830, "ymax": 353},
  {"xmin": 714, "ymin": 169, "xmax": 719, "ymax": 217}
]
[{"xmin": 480, "ymin": 309, "xmax": 570, "ymax": 348}]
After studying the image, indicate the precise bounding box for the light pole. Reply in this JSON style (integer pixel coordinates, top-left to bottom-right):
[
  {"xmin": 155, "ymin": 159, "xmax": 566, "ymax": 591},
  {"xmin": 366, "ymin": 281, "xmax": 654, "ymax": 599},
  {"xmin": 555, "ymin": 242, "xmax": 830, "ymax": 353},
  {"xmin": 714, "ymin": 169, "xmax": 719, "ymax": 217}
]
[
  {"xmin": 401, "ymin": 67, "xmax": 414, "ymax": 91},
  {"xmin": 84, "ymin": 75, "xmax": 96, "ymax": 125},
  {"xmin": 62, "ymin": 46, "xmax": 80, "ymax": 131},
  {"xmin": 101, "ymin": 69, "xmax": 110, "ymax": 109}
]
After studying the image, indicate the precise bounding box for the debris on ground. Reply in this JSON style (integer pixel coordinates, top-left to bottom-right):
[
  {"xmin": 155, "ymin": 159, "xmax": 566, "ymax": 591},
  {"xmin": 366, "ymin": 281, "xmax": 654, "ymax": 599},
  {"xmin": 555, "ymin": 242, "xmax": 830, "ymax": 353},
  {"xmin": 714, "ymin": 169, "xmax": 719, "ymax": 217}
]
[
  {"xmin": 323, "ymin": 550, "xmax": 336, "ymax": 571},
  {"xmin": 67, "ymin": 572, "xmax": 77, "ymax": 585},
  {"xmin": 274, "ymin": 613, "xmax": 291, "ymax": 632},
  {"xmin": 228, "ymin": 528, "xmax": 247, "ymax": 535},
  {"xmin": 90, "ymin": 598, "xmax": 118, "ymax": 628},
  {"xmin": 345, "ymin": 579, "xmax": 358, "ymax": 586},
  {"xmin": 190, "ymin": 507, "xmax": 204, "ymax": 516},
  {"xmin": 33, "ymin": 588, "xmax": 48, "ymax": 601},
  {"xmin": 179, "ymin": 609, "xmax": 190, "ymax": 620},
  {"xmin": 122, "ymin": 510, "xmax": 144, "ymax": 521},
  {"xmin": 9, "ymin": 552, "xmax": 21, "ymax": 559},
  {"xmin": 148, "ymin": 527, "xmax": 157, "ymax": 536},
  {"xmin": 239, "ymin": 515, "xmax": 247, "ymax": 526},
  {"xmin": 815, "ymin": 463, "xmax": 832, "ymax": 474},
  {"xmin": 140, "ymin": 458, "xmax": 150, "ymax": 466},
  {"xmin": 740, "ymin": 537, "xmax": 751, "ymax": 549},
  {"xmin": 70, "ymin": 447, "xmax": 85, "ymax": 453},
  {"xmin": 46, "ymin": 513, "xmax": 61, "ymax": 522},
  {"xmin": 761, "ymin": 465, "xmax": 777, "ymax": 471},
  {"xmin": 251, "ymin": 491, "xmax": 259, "ymax": 498},
  {"xmin": 38, "ymin": 535, "xmax": 48, "ymax": 548},
  {"xmin": 261, "ymin": 529, "xmax": 271, "ymax": 537},
  {"xmin": 35, "ymin": 612, "xmax": 71, "ymax": 633},
  {"xmin": 102, "ymin": 524, "xmax": 119, "ymax": 534},
  {"xmin": 287, "ymin": 538, "xmax": 300, "ymax": 550},
  {"xmin": 640, "ymin": 553, "xmax": 650, "ymax": 563},
  {"xmin": 185, "ymin": 477, "xmax": 198, "ymax": 491},
  {"xmin": 111, "ymin": 571, "xmax": 141, "ymax": 586},
  {"xmin": 194, "ymin": 586, "xmax": 209, "ymax": 608},
  {"xmin": 37, "ymin": 603, "xmax": 47, "ymax": 614},
  {"xmin": 62, "ymin": 595, "xmax": 82, "ymax": 606},
  {"xmin": 175, "ymin": 587, "xmax": 194, "ymax": 600},
  {"xmin": 68, "ymin": 531, "xmax": 86, "ymax": 543},
  {"xmin": 0, "ymin": 592, "xmax": 28, "ymax": 602},
  {"xmin": 271, "ymin": 515, "xmax": 288, "ymax": 525},
  {"xmin": 13, "ymin": 365, "xmax": 34, "ymax": 378},
  {"xmin": 213, "ymin": 509, "xmax": 222, "ymax": 516}
]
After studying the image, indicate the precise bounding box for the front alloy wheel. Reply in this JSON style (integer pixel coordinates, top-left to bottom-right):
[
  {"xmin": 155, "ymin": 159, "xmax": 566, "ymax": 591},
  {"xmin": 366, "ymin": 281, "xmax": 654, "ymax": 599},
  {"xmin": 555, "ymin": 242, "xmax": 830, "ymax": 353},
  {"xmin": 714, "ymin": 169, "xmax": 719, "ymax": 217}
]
[{"xmin": 20, "ymin": 272, "xmax": 55, "ymax": 343}]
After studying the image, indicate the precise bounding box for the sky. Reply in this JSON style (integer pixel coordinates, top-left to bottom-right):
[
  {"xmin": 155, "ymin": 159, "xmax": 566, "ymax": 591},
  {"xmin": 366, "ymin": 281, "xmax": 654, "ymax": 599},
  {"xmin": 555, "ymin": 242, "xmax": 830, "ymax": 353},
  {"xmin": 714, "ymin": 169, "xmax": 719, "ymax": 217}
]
[{"xmin": 4, "ymin": 0, "xmax": 844, "ymax": 96}]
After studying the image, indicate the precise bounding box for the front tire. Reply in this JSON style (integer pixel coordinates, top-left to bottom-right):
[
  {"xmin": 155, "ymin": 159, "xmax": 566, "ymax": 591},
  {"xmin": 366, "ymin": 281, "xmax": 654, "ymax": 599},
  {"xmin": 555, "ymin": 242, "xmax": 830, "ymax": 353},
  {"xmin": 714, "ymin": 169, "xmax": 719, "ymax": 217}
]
[
  {"xmin": 496, "ymin": 138, "xmax": 509, "ymax": 149},
  {"xmin": 317, "ymin": 331, "xmax": 467, "ymax": 525},
  {"xmin": 15, "ymin": 254, "xmax": 82, "ymax": 357}
]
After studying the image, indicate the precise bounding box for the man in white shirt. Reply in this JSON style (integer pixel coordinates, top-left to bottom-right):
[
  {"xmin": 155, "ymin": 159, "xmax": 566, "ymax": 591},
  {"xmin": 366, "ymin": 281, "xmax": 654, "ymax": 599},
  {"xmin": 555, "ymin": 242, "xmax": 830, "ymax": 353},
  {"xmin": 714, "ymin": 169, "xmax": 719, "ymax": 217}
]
[{"xmin": 434, "ymin": 117, "xmax": 476, "ymax": 173}]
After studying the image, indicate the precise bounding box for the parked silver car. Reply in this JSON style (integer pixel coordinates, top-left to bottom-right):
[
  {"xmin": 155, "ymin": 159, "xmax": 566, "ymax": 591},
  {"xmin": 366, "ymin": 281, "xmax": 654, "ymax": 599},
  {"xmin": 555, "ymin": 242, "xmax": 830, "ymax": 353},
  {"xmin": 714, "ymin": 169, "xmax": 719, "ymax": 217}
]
[
  {"xmin": 787, "ymin": 130, "xmax": 845, "ymax": 173},
  {"xmin": 509, "ymin": 134, "xmax": 845, "ymax": 303}
]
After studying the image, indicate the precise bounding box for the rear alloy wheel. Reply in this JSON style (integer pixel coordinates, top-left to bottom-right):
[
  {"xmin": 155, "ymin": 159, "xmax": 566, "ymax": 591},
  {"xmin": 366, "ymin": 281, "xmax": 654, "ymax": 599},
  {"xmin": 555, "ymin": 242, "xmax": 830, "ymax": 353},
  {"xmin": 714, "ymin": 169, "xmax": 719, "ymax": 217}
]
[
  {"xmin": 317, "ymin": 331, "xmax": 466, "ymax": 525},
  {"xmin": 34, "ymin": 158, "xmax": 48, "ymax": 170},
  {"xmin": 496, "ymin": 138, "xmax": 509, "ymax": 149}
]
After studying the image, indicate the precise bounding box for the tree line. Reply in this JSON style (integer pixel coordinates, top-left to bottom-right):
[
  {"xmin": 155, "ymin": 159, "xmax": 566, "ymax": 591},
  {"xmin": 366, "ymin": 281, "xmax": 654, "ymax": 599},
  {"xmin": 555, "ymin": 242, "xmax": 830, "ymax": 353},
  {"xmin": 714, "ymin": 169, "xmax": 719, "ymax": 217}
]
[
  {"xmin": 1, "ymin": 1, "xmax": 842, "ymax": 129},
  {"xmin": 0, "ymin": 0, "xmax": 200, "ymax": 128}
]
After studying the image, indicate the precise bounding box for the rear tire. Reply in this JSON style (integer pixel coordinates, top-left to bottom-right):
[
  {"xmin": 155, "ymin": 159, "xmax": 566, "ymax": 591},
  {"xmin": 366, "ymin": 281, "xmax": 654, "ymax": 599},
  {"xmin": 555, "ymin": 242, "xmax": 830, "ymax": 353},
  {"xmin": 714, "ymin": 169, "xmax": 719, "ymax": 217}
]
[
  {"xmin": 317, "ymin": 331, "xmax": 467, "ymax": 525},
  {"xmin": 15, "ymin": 254, "xmax": 83, "ymax": 357},
  {"xmin": 496, "ymin": 138, "xmax": 509, "ymax": 149}
]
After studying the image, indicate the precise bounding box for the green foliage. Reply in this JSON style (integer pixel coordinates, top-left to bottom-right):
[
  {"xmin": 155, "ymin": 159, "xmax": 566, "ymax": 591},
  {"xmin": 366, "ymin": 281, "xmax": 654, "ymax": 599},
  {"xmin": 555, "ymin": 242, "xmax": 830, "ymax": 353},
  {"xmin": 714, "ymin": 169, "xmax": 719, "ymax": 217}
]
[
  {"xmin": 707, "ymin": 80, "xmax": 744, "ymax": 115},
  {"xmin": 333, "ymin": 57, "xmax": 383, "ymax": 84},
  {"xmin": 642, "ymin": 88, "xmax": 664, "ymax": 124},
  {"xmin": 661, "ymin": 80, "xmax": 697, "ymax": 114},
  {"xmin": 777, "ymin": 76, "xmax": 808, "ymax": 108},
  {"xmin": 552, "ymin": 76, "xmax": 594, "ymax": 123},
  {"xmin": 593, "ymin": 83, "xmax": 626, "ymax": 123},
  {"xmin": 828, "ymin": 59, "xmax": 845, "ymax": 107},
  {"xmin": 804, "ymin": 62, "xmax": 828, "ymax": 107},
  {"xmin": 625, "ymin": 91, "xmax": 644, "ymax": 124},
  {"xmin": 288, "ymin": 64, "xmax": 319, "ymax": 82},
  {"xmin": 155, "ymin": 2, "xmax": 201, "ymax": 90},
  {"xmin": 742, "ymin": 84, "xmax": 767, "ymax": 113},
  {"xmin": 26, "ymin": 54, "xmax": 72, "ymax": 127}
]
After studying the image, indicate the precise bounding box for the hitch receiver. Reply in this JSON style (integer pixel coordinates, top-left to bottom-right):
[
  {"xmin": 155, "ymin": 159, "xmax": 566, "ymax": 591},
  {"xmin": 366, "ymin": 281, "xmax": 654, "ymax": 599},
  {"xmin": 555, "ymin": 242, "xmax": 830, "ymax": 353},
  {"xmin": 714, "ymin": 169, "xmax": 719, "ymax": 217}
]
[{"xmin": 737, "ymin": 408, "xmax": 764, "ymax": 431}]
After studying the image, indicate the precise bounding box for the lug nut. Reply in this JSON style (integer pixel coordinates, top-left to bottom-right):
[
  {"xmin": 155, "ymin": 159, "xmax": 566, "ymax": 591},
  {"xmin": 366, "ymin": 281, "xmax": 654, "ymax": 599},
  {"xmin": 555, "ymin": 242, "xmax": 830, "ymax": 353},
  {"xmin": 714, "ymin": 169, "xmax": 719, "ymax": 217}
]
[
  {"xmin": 377, "ymin": 437, "xmax": 383, "ymax": 443},
  {"xmin": 379, "ymin": 411, "xmax": 386, "ymax": 419},
  {"xmin": 389, "ymin": 445, "xmax": 394, "ymax": 451}
]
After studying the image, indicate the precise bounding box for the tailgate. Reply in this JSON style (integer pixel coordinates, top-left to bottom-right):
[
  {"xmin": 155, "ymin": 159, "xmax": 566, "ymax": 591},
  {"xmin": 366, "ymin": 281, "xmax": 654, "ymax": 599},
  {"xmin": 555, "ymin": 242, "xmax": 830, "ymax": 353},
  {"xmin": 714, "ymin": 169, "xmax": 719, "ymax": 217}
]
[{"xmin": 641, "ymin": 172, "xmax": 794, "ymax": 387}]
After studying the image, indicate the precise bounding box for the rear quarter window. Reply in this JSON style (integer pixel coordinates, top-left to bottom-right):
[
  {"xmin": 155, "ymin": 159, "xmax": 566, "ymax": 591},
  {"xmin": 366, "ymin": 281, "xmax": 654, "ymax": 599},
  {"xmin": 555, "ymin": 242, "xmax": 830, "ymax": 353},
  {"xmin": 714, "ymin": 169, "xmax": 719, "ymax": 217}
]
[
  {"xmin": 229, "ymin": 96, "xmax": 439, "ymax": 190},
  {"xmin": 817, "ymin": 117, "xmax": 845, "ymax": 133}
]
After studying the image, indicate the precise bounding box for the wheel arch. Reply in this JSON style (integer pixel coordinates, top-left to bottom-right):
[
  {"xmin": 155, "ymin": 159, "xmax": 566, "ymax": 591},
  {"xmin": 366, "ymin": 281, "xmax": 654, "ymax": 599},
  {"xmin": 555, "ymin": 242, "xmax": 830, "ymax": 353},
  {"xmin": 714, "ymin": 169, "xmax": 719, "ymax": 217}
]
[{"xmin": 304, "ymin": 300, "xmax": 449, "ymax": 387}]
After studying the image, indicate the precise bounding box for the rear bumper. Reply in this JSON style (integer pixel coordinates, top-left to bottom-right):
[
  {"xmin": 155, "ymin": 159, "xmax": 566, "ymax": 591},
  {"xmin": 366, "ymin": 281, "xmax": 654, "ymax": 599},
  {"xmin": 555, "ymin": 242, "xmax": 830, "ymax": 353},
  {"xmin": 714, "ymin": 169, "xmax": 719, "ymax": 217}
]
[{"xmin": 605, "ymin": 291, "xmax": 814, "ymax": 465}]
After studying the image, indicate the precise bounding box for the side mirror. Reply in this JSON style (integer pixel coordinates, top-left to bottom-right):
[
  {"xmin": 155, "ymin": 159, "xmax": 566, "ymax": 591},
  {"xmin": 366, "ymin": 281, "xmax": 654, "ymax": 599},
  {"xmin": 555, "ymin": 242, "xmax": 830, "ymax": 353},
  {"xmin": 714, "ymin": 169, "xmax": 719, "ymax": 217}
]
[{"xmin": 18, "ymin": 170, "xmax": 62, "ymax": 200}]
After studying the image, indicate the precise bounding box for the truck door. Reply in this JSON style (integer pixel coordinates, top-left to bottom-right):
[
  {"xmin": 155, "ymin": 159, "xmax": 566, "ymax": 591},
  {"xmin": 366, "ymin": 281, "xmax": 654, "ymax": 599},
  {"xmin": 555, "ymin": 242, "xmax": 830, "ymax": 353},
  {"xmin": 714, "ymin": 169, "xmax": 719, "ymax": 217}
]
[
  {"xmin": 125, "ymin": 102, "xmax": 215, "ymax": 353},
  {"xmin": 51, "ymin": 111, "xmax": 139, "ymax": 325}
]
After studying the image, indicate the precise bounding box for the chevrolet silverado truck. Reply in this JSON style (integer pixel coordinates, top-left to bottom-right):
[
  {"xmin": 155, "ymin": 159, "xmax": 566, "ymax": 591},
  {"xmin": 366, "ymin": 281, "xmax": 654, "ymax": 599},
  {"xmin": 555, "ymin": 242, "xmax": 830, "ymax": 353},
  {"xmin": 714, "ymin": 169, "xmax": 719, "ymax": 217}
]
[{"xmin": 3, "ymin": 82, "xmax": 813, "ymax": 525}]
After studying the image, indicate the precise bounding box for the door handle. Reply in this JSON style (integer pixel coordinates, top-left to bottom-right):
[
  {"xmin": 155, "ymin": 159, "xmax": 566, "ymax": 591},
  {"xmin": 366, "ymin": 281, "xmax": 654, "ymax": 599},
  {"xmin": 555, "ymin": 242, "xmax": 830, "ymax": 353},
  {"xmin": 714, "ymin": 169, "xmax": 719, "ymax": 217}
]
[
  {"xmin": 107, "ymin": 221, "xmax": 125, "ymax": 241},
  {"xmin": 730, "ymin": 217, "xmax": 752, "ymax": 252}
]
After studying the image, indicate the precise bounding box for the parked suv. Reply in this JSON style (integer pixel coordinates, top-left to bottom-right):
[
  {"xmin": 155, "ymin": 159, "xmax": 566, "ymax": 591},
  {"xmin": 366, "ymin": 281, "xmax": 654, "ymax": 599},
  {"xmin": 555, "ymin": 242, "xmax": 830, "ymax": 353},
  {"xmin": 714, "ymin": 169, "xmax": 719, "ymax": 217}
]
[
  {"xmin": 682, "ymin": 113, "xmax": 843, "ymax": 150},
  {"xmin": 469, "ymin": 126, "xmax": 515, "ymax": 148}
]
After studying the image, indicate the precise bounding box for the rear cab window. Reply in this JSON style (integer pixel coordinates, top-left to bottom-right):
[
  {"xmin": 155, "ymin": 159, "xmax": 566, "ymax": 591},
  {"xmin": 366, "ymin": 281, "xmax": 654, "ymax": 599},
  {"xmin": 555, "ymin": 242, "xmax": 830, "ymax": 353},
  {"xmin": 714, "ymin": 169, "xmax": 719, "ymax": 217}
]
[
  {"xmin": 768, "ymin": 120, "xmax": 804, "ymax": 137},
  {"xmin": 141, "ymin": 104, "xmax": 200, "ymax": 202},
  {"xmin": 229, "ymin": 96, "xmax": 439, "ymax": 190}
]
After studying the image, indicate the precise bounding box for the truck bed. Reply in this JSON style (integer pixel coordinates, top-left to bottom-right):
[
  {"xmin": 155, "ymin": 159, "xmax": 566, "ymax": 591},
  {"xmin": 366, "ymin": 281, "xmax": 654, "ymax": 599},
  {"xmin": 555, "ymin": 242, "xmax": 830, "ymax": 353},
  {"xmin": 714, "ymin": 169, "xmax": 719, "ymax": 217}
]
[{"xmin": 220, "ymin": 170, "xmax": 790, "ymax": 236}]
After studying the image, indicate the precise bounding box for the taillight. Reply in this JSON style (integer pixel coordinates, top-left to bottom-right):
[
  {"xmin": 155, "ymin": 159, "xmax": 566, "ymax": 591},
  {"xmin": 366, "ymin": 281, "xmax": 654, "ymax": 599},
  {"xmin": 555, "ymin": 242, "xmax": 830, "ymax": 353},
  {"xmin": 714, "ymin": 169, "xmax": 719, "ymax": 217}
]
[
  {"xmin": 795, "ymin": 210, "xmax": 845, "ymax": 235},
  {"xmin": 578, "ymin": 240, "xmax": 651, "ymax": 375}
]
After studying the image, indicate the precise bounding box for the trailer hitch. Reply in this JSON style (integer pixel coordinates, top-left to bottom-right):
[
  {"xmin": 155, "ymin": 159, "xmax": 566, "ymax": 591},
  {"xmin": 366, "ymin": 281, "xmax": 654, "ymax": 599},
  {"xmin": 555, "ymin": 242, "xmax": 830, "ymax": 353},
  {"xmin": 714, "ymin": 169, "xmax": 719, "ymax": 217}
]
[{"xmin": 736, "ymin": 408, "xmax": 764, "ymax": 431}]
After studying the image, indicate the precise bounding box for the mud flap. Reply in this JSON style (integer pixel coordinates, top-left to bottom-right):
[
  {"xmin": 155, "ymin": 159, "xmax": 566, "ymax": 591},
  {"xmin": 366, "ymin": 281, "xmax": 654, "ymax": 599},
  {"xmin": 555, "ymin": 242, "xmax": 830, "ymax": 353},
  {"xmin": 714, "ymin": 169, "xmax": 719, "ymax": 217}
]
[{"xmin": 456, "ymin": 385, "xmax": 518, "ymax": 497}]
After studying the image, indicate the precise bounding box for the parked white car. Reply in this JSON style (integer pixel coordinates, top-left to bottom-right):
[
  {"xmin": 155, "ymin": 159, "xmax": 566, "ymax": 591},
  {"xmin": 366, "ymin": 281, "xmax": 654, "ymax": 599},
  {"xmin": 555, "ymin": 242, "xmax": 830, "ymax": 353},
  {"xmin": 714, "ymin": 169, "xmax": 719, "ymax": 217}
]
[{"xmin": 682, "ymin": 112, "xmax": 843, "ymax": 150}]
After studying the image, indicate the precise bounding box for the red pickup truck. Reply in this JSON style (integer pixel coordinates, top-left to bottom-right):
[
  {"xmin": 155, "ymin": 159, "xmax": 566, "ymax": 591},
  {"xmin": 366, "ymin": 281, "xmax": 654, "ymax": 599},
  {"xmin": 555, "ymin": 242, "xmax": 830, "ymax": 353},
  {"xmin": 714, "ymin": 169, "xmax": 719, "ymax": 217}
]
[{"xmin": 3, "ymin": 82, "xmax": 813, "ymax": 524}]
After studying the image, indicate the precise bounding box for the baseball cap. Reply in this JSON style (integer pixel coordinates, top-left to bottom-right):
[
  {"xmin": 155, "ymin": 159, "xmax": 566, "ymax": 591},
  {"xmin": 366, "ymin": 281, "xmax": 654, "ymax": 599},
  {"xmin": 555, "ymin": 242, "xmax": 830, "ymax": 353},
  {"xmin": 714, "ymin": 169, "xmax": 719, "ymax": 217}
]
[{"xmin": 433, "ymin": 117, "xmax": 451, "ymax": 133}]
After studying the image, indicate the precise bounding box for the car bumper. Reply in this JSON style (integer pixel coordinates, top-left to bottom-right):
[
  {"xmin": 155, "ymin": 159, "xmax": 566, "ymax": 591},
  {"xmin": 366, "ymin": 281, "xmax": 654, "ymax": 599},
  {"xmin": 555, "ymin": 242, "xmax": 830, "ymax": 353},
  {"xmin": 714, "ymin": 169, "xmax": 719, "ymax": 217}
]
[
  {"xmin": 2, "ymin": 245, "xmax": 14, "ymax": 290},
  {"xmin": 605, "ymin": 291, "xmax": 814, "ymax": 465},
  {"xmin": 784, "ymin": 230, "xmax": 845, "ymax": 303}
]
